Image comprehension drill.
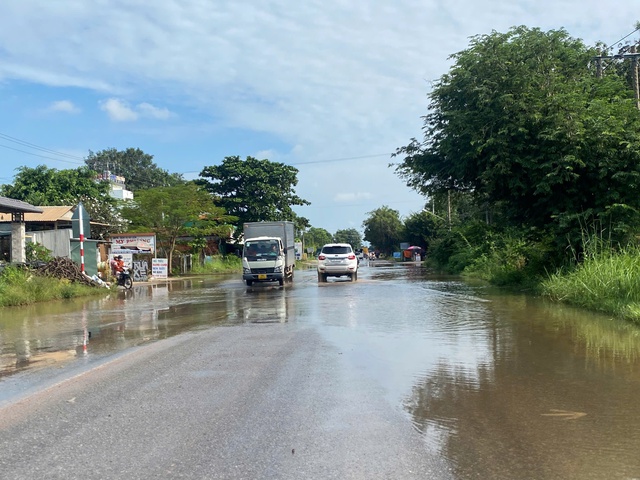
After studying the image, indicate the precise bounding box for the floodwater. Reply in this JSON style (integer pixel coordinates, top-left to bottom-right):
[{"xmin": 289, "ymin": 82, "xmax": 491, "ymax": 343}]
[{"xmin": 2, "ymin": 265, "xmax": 640, "ymax": 479}]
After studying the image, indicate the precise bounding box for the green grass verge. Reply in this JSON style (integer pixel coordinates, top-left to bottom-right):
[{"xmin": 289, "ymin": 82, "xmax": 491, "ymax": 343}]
[
  {"xmin": 541, "ymin": 246, "xmax": 640, "ymax": 324},
  {"xmin": 0, "ymin": 266, "xmax": 107, "ymax": 307},
  {"xmin": 189, "ymin": 255, "xmax": 242, "ymax": 275}
]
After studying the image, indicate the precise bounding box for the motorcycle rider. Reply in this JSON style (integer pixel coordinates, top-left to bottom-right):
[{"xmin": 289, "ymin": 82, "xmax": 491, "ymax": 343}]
[{"xmin": 111, "ymin": 255, "xmax": 125, "ymax": 280}]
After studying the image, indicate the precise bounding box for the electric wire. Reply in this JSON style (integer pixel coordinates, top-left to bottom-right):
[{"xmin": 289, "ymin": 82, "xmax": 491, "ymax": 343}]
[
  {"xmin": 289, "ymin": 153, "xmax": 393, "ymax": 165},
  {"xmin": 607, "ymin": 27, "xmax": 640, "ymax": 49},
  {"xmin": 0, "ymin": 129, "xmax": 397, "ymax": 178},
  {"xmin": 0, "ymin": 132, "xmax": 85, "ymax": 161},
  {"xmin": 0, "ymin": 130, "xmax": 408, "ymax": 213},
  {"xmin": 0, "ymin": 143, "xmax": 84, "ymax": 165},
  {"xmin": 0, "ymin": 131, "xmax": 422, "ymax": 223}
]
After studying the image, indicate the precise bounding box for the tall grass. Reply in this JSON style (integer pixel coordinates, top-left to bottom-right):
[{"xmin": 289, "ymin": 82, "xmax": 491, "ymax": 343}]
[
  {"xmin": 189, "ymin": 255, "xmax": 242, "ymax": 275},
  {"xmin": 542, "ymin": 243, "xmax": 640, "ymax": 324},
  {"xmin": 462, "ymin": 234, "xmax": 548, "ymax": 290},
  {"xmin": 0, "ymin": 266, "xmax": 105, "ymax": 307}
]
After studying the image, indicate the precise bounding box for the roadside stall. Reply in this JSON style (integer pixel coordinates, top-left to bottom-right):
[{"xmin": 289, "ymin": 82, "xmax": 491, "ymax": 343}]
[{"xmin": 109, "ymin": 233, "xmax": 156, "ymax": 281}]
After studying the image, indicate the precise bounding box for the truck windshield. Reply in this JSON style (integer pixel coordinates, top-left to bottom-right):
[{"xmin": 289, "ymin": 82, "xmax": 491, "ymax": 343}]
[{"xmin": 244, "ymin": 240, "xmax": 280, "ymax": 258}]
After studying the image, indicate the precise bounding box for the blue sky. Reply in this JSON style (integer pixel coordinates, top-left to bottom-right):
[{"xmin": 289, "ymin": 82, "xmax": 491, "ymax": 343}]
[{"xmin": 0, "ymin": 1, "xmax": 635, "ymax": 235}]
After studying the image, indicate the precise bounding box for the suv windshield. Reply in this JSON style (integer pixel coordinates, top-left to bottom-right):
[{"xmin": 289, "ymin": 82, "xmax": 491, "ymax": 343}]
[{"xmin": 322, "ymin": 246, "xmax": 351, "ymax": 255}]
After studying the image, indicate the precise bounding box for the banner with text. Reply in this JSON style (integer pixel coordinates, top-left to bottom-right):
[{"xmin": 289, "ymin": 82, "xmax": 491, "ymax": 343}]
[{"xmin": 152, "ymin": 258, "xmax": 169, "ymax": 279}]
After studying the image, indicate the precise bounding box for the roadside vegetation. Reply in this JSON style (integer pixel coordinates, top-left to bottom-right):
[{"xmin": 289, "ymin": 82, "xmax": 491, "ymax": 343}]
[
  {"xmin": 542, "ymin": 243, "xmax": 640, "ymax": 324},
  {"xmin": 189, "ymin": 254, "xmax": 241, "ymax": 275},
  {"xmin": 383, "ymin": 25, "xmax": 640, "ymax": 323},
  {"xmin": 0, "ymin": 266, "xmax": 107, "ymax": 307}
]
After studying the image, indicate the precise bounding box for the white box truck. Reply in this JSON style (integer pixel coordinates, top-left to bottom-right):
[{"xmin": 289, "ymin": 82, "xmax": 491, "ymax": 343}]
[{"xmin": 242, "ymin": 221, "xmax": 295, "ymax": 286}]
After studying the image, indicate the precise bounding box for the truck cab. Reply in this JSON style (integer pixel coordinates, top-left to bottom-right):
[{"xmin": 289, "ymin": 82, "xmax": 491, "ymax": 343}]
[{"xmin": 242, "ymin": 236, "xmax": 286, "ymax": 286}]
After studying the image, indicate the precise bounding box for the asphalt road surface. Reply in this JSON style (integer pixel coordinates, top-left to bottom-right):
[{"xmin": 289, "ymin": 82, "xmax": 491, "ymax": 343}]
[
  {"xmin": 4, "ymin": 266, "xmax": 640, "ymax": 479},
  {"xmin": 0, "ymin": 286, "xmax": 453, "ymax": 479}
]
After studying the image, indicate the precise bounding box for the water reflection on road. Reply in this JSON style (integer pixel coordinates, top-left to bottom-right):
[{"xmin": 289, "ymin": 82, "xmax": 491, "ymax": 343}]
[{"xmin": 2, "ymin": 266, "xmax": 640, "ymax": 478}]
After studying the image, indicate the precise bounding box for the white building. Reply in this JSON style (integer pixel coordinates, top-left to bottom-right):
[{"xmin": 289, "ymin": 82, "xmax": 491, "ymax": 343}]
[{"xmin": 96, "ymin": 171, "xmax": 134, "ymax": 201}]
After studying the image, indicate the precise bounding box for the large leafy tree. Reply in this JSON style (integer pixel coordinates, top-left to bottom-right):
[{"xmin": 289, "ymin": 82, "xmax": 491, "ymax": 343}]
[
  {"xmin": 85, "ymin": 148, "xmax": 183, "ymax": 191},
  {"xmin": 362, "ymin": 206, "xmax": 404, "ymax": 255},
  {"xmin": 293, "ymin": 215, "xmax": 311, "ymax": 239},
  {"xmin": 121, "ymin": 183, "xmax": 234, "ymax": 272},
  {"xmin": 394, "ymin": 26, "xmax": 640, "ymax": 245},
  {"xmin": 403, "ymin": 210, "xmax": 444, "ymax": 251},
  {"xmin": 197, "ymin": 156, "xmax": 310, "ymax": 232},
  {"xmin": 303, "ymin": 227, "xmax": 333, "ymax": 252},
  {"xmin": 334, "ymin": 228, "xmax": 362, "ymax": 249},
  {"xmin": 0, "ymin": 165, "xmax": 125, "ymax": 237}
]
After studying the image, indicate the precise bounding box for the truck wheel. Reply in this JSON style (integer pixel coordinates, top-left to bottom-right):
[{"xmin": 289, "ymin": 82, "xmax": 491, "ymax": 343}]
[
  {"xmin": 278, "ymin": 278, "xmax": 284, "ymax": 286},
  {"xmin": 246, "ymin": 280, "xmax": 253, "ymax": 286}
]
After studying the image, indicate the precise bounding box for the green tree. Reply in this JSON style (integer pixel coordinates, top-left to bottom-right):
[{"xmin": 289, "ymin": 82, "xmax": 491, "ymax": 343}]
[
  {"xmin": 121, "ymin": 183, "xmax": 233, "ymax": 273},
  {"xmin": 197, "ymin": 156, "xmax": 310, "ymax": 233},
  {"xmin": 362, "ymin": 206, "xmax": 404, "ymax": 255},
  {"xmin": 303, "ymin": 227, "xmax": 333, "ymax": 252},
  {"xmin": 25, "ymin": 242, "xmax": 53, "ymax": 263},
  {"xmin": 333, "ymin": 228, "xmax": 362, "ymax": 249},
  {"xmin": 0, "ymin": 165, "xmax": 125, "ymax": 237},
  {"xmin": 394, "ymin": 26, "xmax": 640, "ymax": 246},
  {"xmin": 85, "ymin": 148, "xmax": 183, "ymax": 191},
  {"xmin": 403, "ymin": 210, "xmax": 444, "ymax": 251},
  {"xmin": 293, "ymin": 216, "xmax": 311, "ymax": 240}
]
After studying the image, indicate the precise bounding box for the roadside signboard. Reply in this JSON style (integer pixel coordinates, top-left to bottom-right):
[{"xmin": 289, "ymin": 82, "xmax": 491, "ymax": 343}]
[{"xmin": 152, "ymin": 258, "xmax": 169, "ymax": 279}]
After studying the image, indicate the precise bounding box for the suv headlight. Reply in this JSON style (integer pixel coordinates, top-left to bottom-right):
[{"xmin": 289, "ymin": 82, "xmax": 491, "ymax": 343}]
[{"xmin": 274, "ymin": 265, "xmax": 283, "ymax": 273}]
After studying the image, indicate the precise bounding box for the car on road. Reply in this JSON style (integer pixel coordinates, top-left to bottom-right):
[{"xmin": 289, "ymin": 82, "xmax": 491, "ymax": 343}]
[{"xmin": 317, "ymin": 243, "xmax": 358, "ymax": 282}]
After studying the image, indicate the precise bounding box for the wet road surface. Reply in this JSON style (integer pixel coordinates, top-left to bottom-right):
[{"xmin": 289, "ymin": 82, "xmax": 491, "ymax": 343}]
[{"xmin": 1, "ymin": 265, "xmax": 640, "ymax": 479}]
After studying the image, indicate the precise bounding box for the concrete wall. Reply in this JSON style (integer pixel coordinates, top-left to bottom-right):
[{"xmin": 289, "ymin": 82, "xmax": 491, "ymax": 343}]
[{"xmin": 28, "ymin": 229, "xmax": 72, "ymax": 258}]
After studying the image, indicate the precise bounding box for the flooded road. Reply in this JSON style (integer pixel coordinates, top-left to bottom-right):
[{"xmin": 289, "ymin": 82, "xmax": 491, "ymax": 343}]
[{"xmin": 2, "ymin": 265, "xmax": 640, "ymax": 479}]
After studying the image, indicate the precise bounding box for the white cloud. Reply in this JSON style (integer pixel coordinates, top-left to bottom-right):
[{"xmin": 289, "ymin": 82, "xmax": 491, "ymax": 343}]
[
  {"xmin": 137, "ymin": 102, "xmax": 171, "ymax": 120},
  {"xmin": 47, "ymin": 100, "xmax": 80, "ymax": 114},
  {"xmin": 255, "ymin": 149, "xmax": 278, "ymax": 160},
  {"xmin": 99, "ymin": 98, "xmax": 172, "ymax": 122},
  {"xmin": 100, "ymin": 98, "xmax": 138, "ymax": 121}
]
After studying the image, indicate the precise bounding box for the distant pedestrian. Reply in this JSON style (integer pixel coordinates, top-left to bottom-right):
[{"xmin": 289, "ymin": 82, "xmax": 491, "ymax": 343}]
[{"xmin": 110, "ymin": 256, "xmax": 118, "ymax": 276}]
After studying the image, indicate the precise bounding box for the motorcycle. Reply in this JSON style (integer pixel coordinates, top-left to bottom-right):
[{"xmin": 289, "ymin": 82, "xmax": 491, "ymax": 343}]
[{"xmin": 116, "ymin": 268, "xmax": 133, "ymax": 289}]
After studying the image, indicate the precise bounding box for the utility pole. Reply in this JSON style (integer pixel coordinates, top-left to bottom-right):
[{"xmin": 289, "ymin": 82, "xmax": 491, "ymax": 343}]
[
  {"xmin": 632, "ymin": 47, "xmax": 640, "ymax": 110},
  {"xmin": 593, "ymin": 51, "xmax": 640, "ymax": 109},
  {"xmin": 447, "ymin": 190, "xmax": 451, "ymax": 231}
]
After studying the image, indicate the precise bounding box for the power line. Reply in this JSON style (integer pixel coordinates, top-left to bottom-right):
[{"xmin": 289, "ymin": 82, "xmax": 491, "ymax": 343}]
[
  {"xmin": 0, "ymin": 131, "xmax": 399, "ymax": 187},
  {"xmin": 607, "ymin": 27, "xmax": 640, "ymax": 49},
  {"xmin": 289, "ymin": 153, "xmax": 393, "ymax": 166},
  {"xmin": 0, "ymin": 132, "xmax": 85, "ymax": 161},
  {"xmin": 179, "ymin": 153, "xmax": 395, "ymax": 173},
  {"xmin": 0, "ymin": 143, "xmax": 83, "ymax": 165},
  {"xmin": 0, "ymin": 129, "xmax": 395, "ymax": 171},
  {"xmin": 175, "ymin": 153, "xmax": 395, "ymax": 177},
  {"xmin": 296, "ymin": 199, "xmax": 422, "ymax": 209}
]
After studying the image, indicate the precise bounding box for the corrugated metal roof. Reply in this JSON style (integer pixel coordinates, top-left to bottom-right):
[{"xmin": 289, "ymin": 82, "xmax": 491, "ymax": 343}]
[
  {"xmin": 0, "ymin": 196, "xmax": 44, "ymax": 215},
  {"xmin": 0, "ymin": 205, "xmax": 74, "ymax": 223}
]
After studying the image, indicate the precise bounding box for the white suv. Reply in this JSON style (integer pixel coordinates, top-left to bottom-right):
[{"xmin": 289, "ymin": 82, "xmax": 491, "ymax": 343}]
[{"xmin": 317, "ymin": 243, "xmax": 358, "ymax": 282}]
